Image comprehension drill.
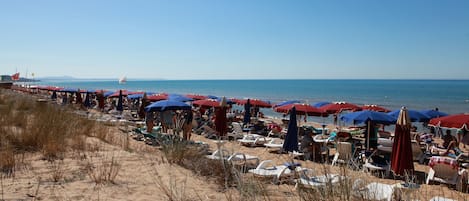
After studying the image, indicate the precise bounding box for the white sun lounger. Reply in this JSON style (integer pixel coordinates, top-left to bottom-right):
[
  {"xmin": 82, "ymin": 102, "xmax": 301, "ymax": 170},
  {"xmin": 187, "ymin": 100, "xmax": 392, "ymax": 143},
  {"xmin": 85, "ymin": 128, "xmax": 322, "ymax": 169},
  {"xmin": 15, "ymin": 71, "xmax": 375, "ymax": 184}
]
[
  {"xmin": 295, "ymin": 169, "xmax": 343, "ymax": 190},
  {"xmin": 352, "ymin": 179, "xmax": 395, "ymax": 201},
  {"xmin": 248, "ymin": 160, "xmax": 301, "ymax": 184},
  {"xmin": 264, "ymin": 138, "xmax": 284, "ymax": 150},
  {"xmin": 237, "ymin": 134, "xmax": 270, "ymax": 147}
]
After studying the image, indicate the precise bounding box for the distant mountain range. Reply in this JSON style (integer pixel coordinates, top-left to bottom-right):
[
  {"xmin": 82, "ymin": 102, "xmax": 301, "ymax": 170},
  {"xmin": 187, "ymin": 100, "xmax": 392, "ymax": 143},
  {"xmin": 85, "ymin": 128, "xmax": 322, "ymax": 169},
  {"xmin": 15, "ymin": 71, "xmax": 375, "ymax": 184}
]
[{"xmin": 36, "ymin": 76, "xmax": 166, "ymax": 81}]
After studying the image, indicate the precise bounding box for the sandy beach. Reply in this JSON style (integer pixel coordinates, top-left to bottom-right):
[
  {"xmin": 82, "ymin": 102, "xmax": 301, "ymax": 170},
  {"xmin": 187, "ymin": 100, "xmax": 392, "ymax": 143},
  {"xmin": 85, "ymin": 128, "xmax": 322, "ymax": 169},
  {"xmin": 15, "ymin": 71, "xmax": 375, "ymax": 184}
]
[{"xmin": 1, "ymin": 88, "xmax": 468, "ymax": 201}]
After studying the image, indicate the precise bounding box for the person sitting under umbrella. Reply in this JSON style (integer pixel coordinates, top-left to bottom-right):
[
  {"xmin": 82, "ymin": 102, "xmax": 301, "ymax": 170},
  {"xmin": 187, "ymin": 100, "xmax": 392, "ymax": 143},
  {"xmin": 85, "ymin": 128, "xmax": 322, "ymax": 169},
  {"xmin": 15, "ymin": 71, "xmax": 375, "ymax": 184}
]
[{"xmin": 431, "ymin": 130, "xmax": 460, "ymax": 156}]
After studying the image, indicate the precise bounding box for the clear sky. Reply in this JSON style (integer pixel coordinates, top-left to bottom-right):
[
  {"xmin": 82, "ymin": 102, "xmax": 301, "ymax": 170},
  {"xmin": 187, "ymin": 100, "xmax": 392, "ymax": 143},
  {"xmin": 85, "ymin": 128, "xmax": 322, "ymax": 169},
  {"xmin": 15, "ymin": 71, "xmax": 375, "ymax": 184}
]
[{"xmin": 1, "ymin": 0, "xmax": 468, "ymax": 80}]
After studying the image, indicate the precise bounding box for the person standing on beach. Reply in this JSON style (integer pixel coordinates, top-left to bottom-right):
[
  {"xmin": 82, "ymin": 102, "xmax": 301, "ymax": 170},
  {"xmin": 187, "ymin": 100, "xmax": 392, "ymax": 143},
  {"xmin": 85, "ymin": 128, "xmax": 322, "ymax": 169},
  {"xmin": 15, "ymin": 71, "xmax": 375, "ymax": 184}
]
[
  {"xmin": 146, "ymin": 111, "xmax": 154, "ymax": 133},
  {"xmin": 182, "ymin": 110, "xmax": 194, "ymax": 140}
]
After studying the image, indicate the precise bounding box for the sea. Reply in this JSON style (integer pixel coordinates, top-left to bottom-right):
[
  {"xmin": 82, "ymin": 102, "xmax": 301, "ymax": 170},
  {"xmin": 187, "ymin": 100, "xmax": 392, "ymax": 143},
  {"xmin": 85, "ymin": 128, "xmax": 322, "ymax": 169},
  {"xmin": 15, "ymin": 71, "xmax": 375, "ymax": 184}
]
[{"xmin": 34, "ymin": 79, "xmax": 469, "ymax": 126}]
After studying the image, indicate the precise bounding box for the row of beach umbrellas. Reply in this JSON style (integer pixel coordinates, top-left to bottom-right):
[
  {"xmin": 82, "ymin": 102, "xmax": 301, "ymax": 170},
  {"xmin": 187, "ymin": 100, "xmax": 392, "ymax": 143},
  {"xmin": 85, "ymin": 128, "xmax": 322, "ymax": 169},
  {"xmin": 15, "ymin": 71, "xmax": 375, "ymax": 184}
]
[{"xmin": 35, "ymin": 85, "xmax": 469, "ymax": 130}]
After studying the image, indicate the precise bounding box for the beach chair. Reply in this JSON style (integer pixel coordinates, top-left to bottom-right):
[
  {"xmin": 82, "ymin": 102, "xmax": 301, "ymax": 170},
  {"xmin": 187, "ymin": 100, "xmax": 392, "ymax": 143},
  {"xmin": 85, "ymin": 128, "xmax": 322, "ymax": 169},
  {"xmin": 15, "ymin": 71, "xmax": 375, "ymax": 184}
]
[
  {"xmin": 362, "ymin": 150, "xmax": 390, "ymax": 178},
  {"xmin": 226, "ymin": 122, "xmax": 246, "ymax": 140},
  {"xmin": 426, "ymin": 156, "xmax": 460, "ymax": 185},
  {"xmin": 352, "ymin": 179, "xmax": 396, "ymax": 201},
  {"xmin": 248, "ymin": 160, "xmax": 300, "ymax": 184},
  {"xmin": 205, "ymin": 149, "xmax": 231, "ymax": 160},
  {"xmin": 264, "ymin": 138, "xmax": 284, "ymax": 152},
  {"xmin": 294, "ymin": 169, "xmax": 343, "ymax": 190},
  {"xmin": 429, "ymin": 196, "xmax": 457, "ymax": 201},
  {"xmin": 237, "ymin": 134, "xmax": 270, "ymax": 147},
  {"xmin": 331, "ymin": 142, "xmax": 360, "ymax": 169},
  {"xmin": 227, "ymin": 152, "xmax": 260, "ymax": 170}
]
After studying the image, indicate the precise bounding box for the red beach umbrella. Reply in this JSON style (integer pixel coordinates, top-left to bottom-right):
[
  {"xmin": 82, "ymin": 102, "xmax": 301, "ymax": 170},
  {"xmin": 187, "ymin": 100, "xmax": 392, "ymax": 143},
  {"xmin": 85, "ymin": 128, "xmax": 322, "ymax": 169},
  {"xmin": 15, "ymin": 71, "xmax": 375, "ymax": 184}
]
[
  {"xmin": 428, "ymin": 113, "xmax": 469, "ymax": 129},
  {"xmin": 391, "ymin": 107, "xmax": 414, "ymax": 175},
  {"xmin": 214, "ymin": 98, "xmax": 228, "ymax": 136},
  {"xmin": 146, "ymin": 93, "xmax": 168, "ymax": 102},
  {"xmin": 361, "ymin": 104, "xmax": 391, "ymax": 113},
  {"xmin": 236, "ymin": 99, "xmax": 271, "ymax": 108},
  {"xmin": 275, "ymin": 103, "xmax": 328, "ymax": 117},
  {"xmin": 108, "ymin": 90, "xmax": 129, "ymax": 98},
  {"xmin": 185, "ymin": 94, "xmax": 207, "ymax": 100},
  {"xmin": 319, "ymin": 102, "xmax": 361, "ymax": 114},
  {"xmin": 193, "ymin": 99, "xmax": 221, "ymax": 108}
]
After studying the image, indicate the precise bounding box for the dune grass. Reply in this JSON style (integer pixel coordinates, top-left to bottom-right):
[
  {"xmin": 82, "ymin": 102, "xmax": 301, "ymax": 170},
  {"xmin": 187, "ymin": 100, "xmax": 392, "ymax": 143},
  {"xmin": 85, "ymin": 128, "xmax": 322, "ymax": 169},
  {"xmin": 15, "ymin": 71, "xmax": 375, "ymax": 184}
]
[{"xmin": 0, "ymin": 90, "xmax": 107, "ymax": 175}]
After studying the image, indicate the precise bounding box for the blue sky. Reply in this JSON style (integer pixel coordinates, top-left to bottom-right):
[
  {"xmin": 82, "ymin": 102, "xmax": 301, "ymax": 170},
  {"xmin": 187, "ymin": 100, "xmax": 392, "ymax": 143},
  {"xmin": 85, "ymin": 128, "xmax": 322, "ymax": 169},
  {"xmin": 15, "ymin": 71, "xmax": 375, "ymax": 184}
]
[{"xmin": 0, "ymin": 0, "xmax": 468, "ymax": 80}]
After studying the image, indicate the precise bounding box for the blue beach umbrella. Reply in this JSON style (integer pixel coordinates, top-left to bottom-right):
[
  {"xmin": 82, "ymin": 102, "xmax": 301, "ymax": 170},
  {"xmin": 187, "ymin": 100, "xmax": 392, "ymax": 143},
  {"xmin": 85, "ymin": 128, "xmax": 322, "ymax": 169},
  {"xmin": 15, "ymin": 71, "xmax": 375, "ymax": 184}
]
[
  {"xmin": 340, "ymin": 110, "xmax": 397, "ymax": 125},
  {"xmin": 273, "ymin": 100, "xmax": 301, "ymax": 108},
  {"xmin": 388, "ymin": 109, "xmax": 430, "ymax": 122},
  {"xmin": 243, "ymin": 99, "xmax": 251, "ymax": 125},
  {"xmin": 168, "ymin": 94, "xmax": 194, "ymax": 102},
  {"xmin": 341, "ymin": 110, "xmax": 397, "ymax": 150},
  {"xmin": 59, "ymin": 88, "xmax": 78, "ymax": 93},
  {"xmin": 84, "ymin": 92, "xmax": 91, "ymax": 108},
  {"xmin": 420, "ymin": 109, "xmax": 448, "ymax": 119},
  {"xmin": 283, "ymin": 107, "xmax": 299, "ymax": 152},
  {"xmin": 128, "ymin": 92, "xmax": 156, "ymax": 100},
  {"xmin": 103, "ymin": 91, "xmax": 114, "ymax": 97},
  {"xmin": 116, "ymin": 90, "xmax": 123, "ymax": 111},
  {"xmin": 313, "ymin": 101, "xmax": 331, "ymax": 108},
  {"xmin": 207, "ymin": 95, "xmax": 219, "ymax": 99},
  {"xmin": 145, "ymin": 100, "xmax": 191, "ymax": 112}
]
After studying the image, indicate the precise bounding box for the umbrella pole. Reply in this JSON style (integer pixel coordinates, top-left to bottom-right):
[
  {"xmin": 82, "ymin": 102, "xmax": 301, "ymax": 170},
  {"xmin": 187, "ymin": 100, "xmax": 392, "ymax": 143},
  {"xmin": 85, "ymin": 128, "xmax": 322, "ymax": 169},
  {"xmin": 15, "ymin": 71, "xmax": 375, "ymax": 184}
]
[{"xmin": 367, "ymin": 121, "xmax": 370, "ymax": 151}]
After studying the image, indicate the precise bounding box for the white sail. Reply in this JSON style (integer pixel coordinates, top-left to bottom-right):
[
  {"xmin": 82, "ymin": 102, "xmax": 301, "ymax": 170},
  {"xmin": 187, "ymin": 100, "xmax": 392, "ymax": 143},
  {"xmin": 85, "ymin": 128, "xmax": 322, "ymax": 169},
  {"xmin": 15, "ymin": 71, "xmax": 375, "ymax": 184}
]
[{"xmin": 119, "ymin": 76, "xmax": 127, "ymax": 84}]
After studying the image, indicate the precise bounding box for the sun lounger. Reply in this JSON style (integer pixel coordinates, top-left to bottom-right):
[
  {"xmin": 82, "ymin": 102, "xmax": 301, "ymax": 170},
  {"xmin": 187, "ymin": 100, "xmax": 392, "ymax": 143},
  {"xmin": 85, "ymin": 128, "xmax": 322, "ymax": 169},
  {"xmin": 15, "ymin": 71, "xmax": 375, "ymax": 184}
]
[
  {"xmin": 426, "ymin": 156, "xmax": 460, "ymax": 185},
  {"xmin": 248, "ymin": 160, "xmax": 301, "ymax": 184},
  {"xmin": 429, "ymin": 196, "xmax": 457, "ymax": 201},
  {"xmin": 352, "ymin": 179, "xmax": 395, "ymax": 201},
  {"xmin": 237, "ymin": 134, "xmax": 270, "ymax": 147},
  {"xmin": 206, "ymin": 149, "xmax": 260, "ymax": 170},
  {"xmin": 295, "ymin": 169, "xmax": 343, "ymax": 190},
  {"xmin": 362, "ymin": 150, "xmax": 390, "ymax": 178},
  {"xmin": 264, "ymin": 138, "xmax": 284, "ymax": 150},
  {"xmin": 226, "ymin": 122, "xmax": 246, "ymax": 140}
]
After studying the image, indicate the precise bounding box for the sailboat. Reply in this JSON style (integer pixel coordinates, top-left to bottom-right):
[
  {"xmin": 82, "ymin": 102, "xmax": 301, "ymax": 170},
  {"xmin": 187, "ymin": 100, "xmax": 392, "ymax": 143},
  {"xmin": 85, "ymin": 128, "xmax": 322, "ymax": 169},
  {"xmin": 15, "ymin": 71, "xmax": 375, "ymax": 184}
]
[{"xmin": 119, "ymin": 76, "xmax": 127, "ymax": 84}]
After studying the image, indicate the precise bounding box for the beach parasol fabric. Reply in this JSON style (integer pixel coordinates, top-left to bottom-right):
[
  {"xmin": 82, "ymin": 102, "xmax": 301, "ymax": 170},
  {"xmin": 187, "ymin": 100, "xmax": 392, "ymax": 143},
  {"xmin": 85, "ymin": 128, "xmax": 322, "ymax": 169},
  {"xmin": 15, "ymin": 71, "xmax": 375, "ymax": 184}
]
[
  {"xmin": 185, "ymin": 94, "xmax": 207, "ymax": 100},
  {"xmin": 313, "ymin": 101, "xmax": 331, "ymax": 108},
  {"xmin": 116, "ymin": 90, "xmax": 123, "ymax": 111},
  {"xmin": 168, "ymin": 94, "xmax": 193, "ymax": 102},
  {"xmin": 388, "ymin": 109, "xmax": 430, "ymax": 122},
  {"xmin": 273, "ymin": 100, "xmax": 301, "ymax": 108},
  {"xmin": 428, "ymin": 113, "xmax": 469, "ymax": 129},
  {"xmin": 59, "ymin": 88, "xmax": 78, "ymax": 93},
  {"xmin": 193, "ymin": 99, "xmax": 221, "ymax": 108},
  {"xmin": 238, "ymin": 99, "xmax": 271, "ymax": 108},
  {"xmin": 282, "ymin": 107, "xmax": 299, "ymax": 152},
  {"xmin": 361, "ymin": 104, "xmax": 391, "ymax": 113},
  {"xmin": 146, "ymin": 94, "xmax": 168, "ymax": 102},
  {"xmin": 420, "ymin": 109, "xmax": 448, "ymax": 119},
  {"xmin": 275, "ymin": 103, "xmax": 327, "ymax": 117},
  {"xmin": 214, "ymin": 97, "xmax": 228, "ymax": 137},
  {"xmin": 145, "ymin": 100, "xmax": 191, "ymax": 112},
  {"xmin": 340, "ymin": 110, "xmax": 396, "ymax": 125},
  {"xmin": 340, "ymin": 110, "xmax": 396, "ymax": 150},
  {"xmin": 391, "ymin": 107, "xmax": 414, "ymax": 175},
  {"xmin": 243, "ymin": 99, "xmax": 251, "ymax": 125},
  {"xmin": 319, "ymin": 102, "xmax": 361, "ymax": 114},
  {"xmin": 83, "ymin": 92, "xmax": 91, "ymax": 108}
]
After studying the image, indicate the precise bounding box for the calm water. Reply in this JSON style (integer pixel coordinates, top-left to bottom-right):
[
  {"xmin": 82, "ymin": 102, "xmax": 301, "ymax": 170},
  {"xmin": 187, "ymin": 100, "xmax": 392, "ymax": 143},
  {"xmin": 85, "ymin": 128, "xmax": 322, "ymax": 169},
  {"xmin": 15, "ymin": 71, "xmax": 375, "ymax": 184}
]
[{"xmin": 36, "ymin": 79, "xmax": 469, "ymax": 122}]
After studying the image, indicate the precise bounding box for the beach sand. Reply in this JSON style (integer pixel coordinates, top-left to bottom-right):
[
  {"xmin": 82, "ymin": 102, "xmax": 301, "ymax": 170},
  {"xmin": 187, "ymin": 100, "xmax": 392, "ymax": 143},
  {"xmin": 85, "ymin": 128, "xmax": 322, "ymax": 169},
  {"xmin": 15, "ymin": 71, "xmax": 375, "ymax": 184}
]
[{"xmin": 1, "ymin": 90, "xmax": 468, "ymax": 201}]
